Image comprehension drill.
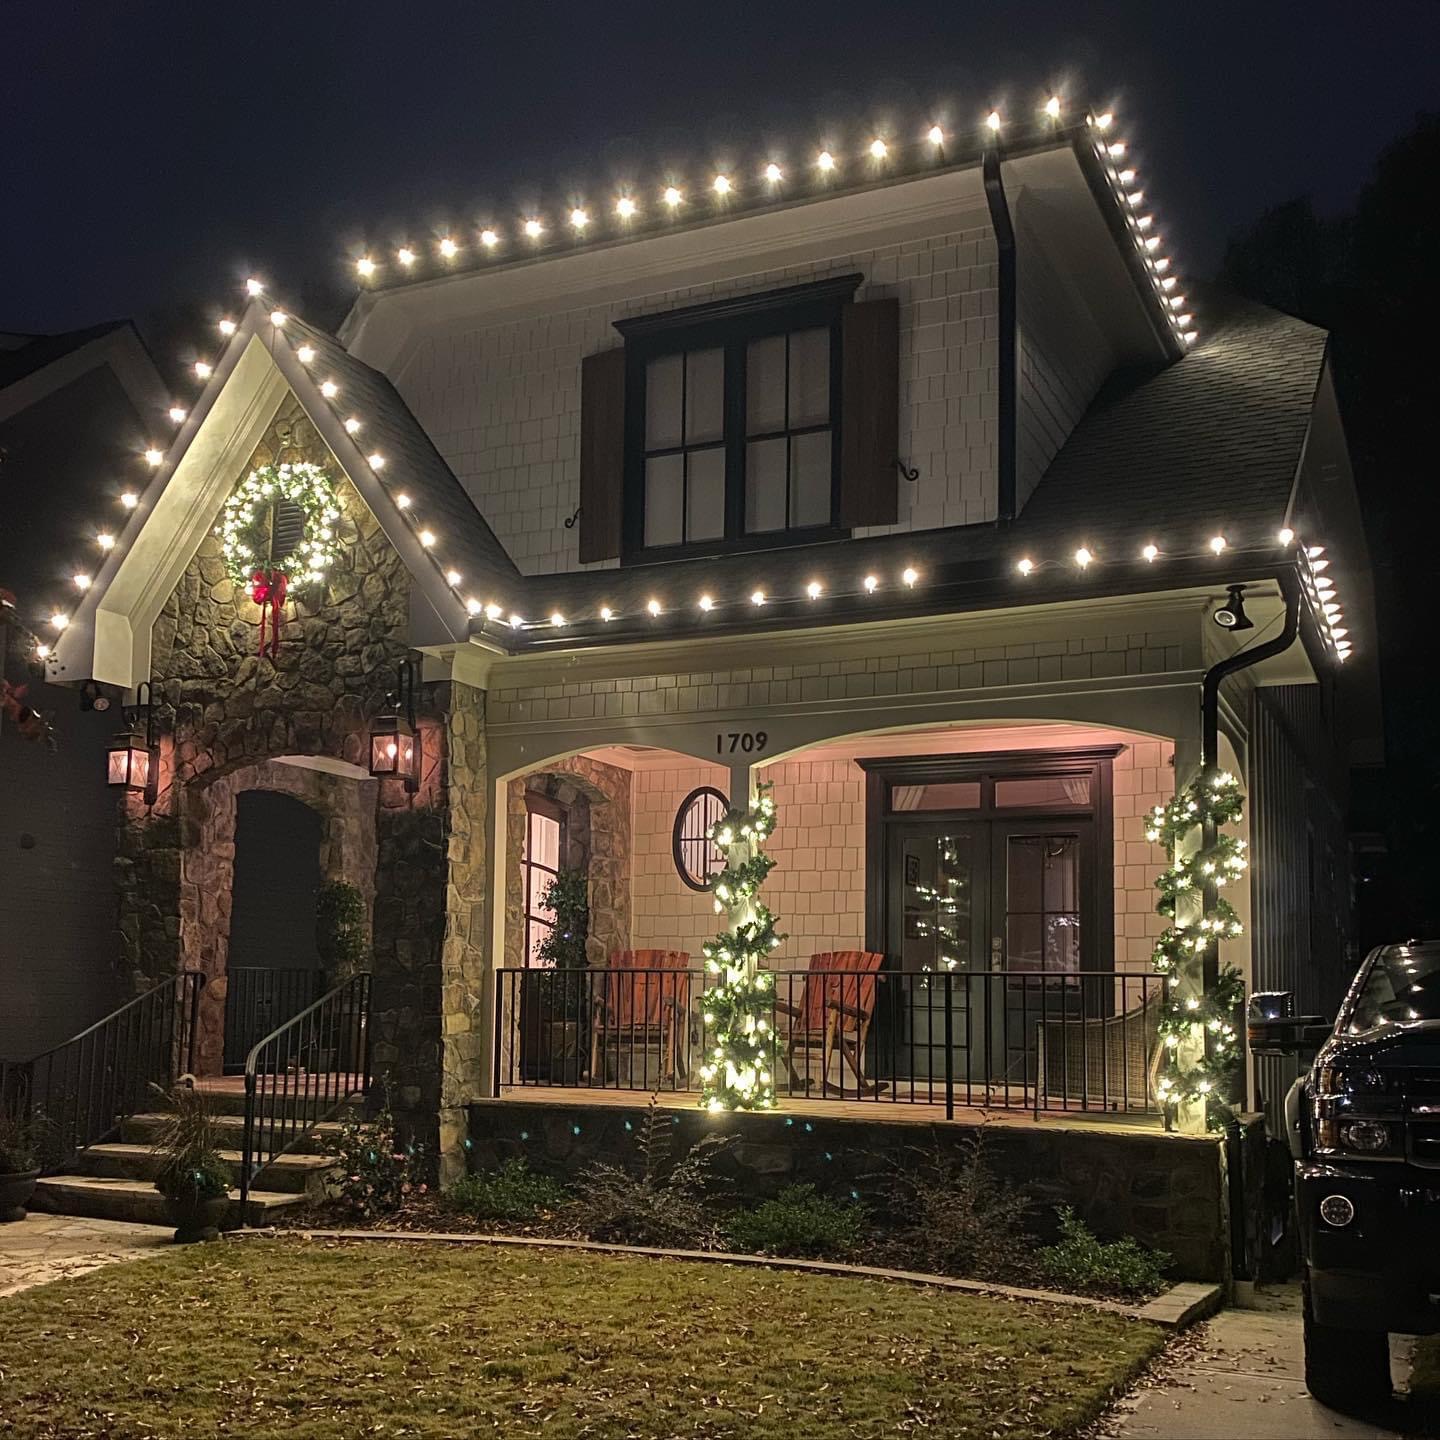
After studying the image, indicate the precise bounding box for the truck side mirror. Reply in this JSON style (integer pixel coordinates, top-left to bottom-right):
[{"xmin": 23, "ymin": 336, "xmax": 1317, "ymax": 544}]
[{"xmin": 1248, "ymin": 1015, "xmax": 1332, "ymax": 1057}]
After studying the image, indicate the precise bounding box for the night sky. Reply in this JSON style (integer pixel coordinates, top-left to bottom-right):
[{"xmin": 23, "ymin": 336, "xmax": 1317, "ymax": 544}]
[{"xmin": 6, "ymin": 1, "xmax": 1440, "ymax": 337}]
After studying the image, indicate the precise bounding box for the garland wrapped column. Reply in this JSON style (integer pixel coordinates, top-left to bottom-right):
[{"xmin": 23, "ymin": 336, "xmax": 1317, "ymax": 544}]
[
  {"xmin": 698, "ymin": 783, "xmax": 783, "ymax": 1112},
  {"xmin": 1147, "ymin": 770, "xmax": 1247, "ymax": 1132}
]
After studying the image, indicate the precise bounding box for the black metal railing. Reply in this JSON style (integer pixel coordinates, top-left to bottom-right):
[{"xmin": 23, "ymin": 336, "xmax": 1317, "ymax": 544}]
[
  {"xmin": 0, "ymin": 972, "xmax": 205, "ymax": 1172},
  {"xmin": 239, "ymin": 972, "xmax": 371, "ymax": 1213},
  {"xmin": 224, "ymin": 967, "xmax": 325, "ymax": 1072},
  {"xmin": 495, "ymin": 966, "xmax": 1165, "ymax": 1118}
]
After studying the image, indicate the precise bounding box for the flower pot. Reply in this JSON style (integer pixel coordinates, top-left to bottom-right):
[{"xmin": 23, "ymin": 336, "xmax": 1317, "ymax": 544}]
[
  {"xmin": 0, "ymin": 1168, "xmax": 39, "ymax": 1223},
  {"xmin": 165, "ymin": 1193, "xmax": 230, "ymax": 1244}
]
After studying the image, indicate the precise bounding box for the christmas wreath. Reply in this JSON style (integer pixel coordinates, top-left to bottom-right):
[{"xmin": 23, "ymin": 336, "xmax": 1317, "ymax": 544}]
[{"xmin": 215, "ymin": 462, "xmax": 343, "ymax": 655}]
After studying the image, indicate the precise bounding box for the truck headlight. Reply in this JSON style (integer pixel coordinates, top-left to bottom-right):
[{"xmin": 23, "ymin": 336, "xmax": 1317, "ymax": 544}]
[{"xmin": 1339, "ymin": 1119, "xmax": 1391, "ymax": 1153}]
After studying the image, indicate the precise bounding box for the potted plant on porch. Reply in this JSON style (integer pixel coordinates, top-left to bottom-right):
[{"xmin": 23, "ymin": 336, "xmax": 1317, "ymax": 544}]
[
  {"xmin": 0, "ymin": 1105, "xmax": 42, "ymax": 1222},
  {"xmin": 531, "ymin": 868, "xmax": 590, "ymax": 1084},
  {"xmin": 150, "ymin": 1081, "xmax": 232, "ymax": 1243}
]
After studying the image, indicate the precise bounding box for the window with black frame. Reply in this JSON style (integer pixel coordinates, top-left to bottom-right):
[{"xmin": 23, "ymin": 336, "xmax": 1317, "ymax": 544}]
[{"xmin": 619, "ymin": 276, "xmax": 857, "ymax": 559}]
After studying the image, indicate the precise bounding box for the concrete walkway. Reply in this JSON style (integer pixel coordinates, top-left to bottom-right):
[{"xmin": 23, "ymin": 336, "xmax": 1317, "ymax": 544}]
[
  {"xmin": 1105, "ymin": 1284, "xmax": 1435, "ymax": 1439},
  {"xmin": 0, "ymin": 1213, "xmax": 171, "ymax": 1298}
]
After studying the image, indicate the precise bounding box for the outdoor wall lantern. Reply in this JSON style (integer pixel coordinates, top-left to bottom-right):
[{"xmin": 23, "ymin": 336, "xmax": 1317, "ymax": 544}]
[
  {"xmin": 369, "ymin": 659, "xmax": 420, "ymax": 792},
  {"xmin": 106, "ymin": 680, "xmax": 158, "ymax": 805}
]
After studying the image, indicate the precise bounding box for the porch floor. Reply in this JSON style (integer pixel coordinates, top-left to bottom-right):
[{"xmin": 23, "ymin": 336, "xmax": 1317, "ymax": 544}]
[{"xmin": 493, "ymin": 1085, "xmax": 1165, "ymax": 1136}]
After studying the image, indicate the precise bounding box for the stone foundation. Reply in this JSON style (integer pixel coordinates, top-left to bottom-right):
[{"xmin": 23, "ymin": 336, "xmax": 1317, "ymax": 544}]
[{"xmin": 466, "ymin": 1098, "xmax": 1231, "ymax": 1281}]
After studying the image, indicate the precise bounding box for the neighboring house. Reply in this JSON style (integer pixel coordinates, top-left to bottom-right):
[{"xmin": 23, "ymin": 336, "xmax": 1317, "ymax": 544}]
[
  {"xmin": 0, "ymin": 323, "xmax": 167, "ymax": 1056},
  {"xmin": 25, "ymin": 108, "xmax": 1379, "ymax": 1272}
]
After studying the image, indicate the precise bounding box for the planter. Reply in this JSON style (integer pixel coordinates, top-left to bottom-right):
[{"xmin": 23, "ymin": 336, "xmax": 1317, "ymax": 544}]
[
  {"xmin": 164, "ymin": 1193, "xmax": 230, "ymax": 1244},
  {"xmin": 0, "ymin": 1168, "xmax": 40, "ymax": 1223}
]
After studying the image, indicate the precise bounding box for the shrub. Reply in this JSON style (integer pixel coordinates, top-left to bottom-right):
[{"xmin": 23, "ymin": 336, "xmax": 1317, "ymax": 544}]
[
  {"xmin": 1035, "ymin": 1206, "xmax": 1172, "ymax": 1299},
  {"xmin": 446, "ymin": 1159, "xmax": 569, "ymax": 1223},
  {"xmin": 0, "ymin": 1106, "xmax": 42, "ymax": 1172},
  {"xmin": 332, "ymin": 1092, "xmax": 428, "ymax": 1219},
  {"xmin": 726, "ymin": 1184, "xmax": 867, "ymax": 1258},
  {"xmin": 317, "ymin": 881, "xmax": 368, "ymax": 976},
  {"xmin": 149, "ymin": 1082, "xmax": 231, "ymax": 1203},
  {"xmin": 569, "ymin": 1097, "xmax": 730, "ymax": 1248},
  {"xmin": 879, "ymin": 1131, "xmax": 1030, "ymax": 1280}
]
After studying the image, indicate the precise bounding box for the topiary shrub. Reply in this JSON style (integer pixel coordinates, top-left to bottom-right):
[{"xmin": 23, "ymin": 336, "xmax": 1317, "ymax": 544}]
[
  {"xmin": 446, "ymin": 1159, "xmax": 569, "ymax": 1223},
  {"xmin": 1035, "ymin": 1206, "xmax": 1172, "ymax": 1299},
  {"xmin": 726, "ymin": 1183, "xmax": 867, "ymax": 1258}
]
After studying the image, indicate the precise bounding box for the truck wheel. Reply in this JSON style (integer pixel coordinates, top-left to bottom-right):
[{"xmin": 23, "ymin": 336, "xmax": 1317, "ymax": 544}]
[{"xmin": 1303, "ymin": 1275, "xmax": 1391, "ymax": 1408}]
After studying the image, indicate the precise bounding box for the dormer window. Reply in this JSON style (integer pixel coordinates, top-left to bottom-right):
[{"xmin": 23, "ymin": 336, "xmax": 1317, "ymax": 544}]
[{"xmin": 576, "ymin": 274, "xmax": 900, "ymax": 566}]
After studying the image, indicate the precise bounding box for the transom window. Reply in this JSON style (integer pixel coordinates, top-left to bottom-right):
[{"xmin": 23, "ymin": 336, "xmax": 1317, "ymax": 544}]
[{"xmin": 619, "ymin": 275, "xmax": 859, "ymax": 559}]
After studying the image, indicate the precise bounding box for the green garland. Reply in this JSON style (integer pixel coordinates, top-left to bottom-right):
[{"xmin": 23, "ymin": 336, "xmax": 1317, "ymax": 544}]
[
  {"xmin": 698, "ymin": 783, "xmax": 784, "ymax": 1112},
  {"xmin": 1146, "ymin": 770, "xmax": 1247, "ymax": 1129},
  {"xmin": 216, "ymin": 461, "xmax": 343, "ymax": 591}
]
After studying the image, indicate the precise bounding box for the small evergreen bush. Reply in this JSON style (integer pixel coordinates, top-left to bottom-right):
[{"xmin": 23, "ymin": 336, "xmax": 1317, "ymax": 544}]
[
  {"xmin": 569, "ymin": 1098, "xmax": 730, "ymax": 1248},
  {"xmin": 446, "ymin": 1159, "xmax": 569, "ymax": 1222},
  {"xmin": 317, "ymin": 881, "xmax": 368, "ymax": 976},
  {"xmin": 1035, "ymin": 1206, "xmax": 1172, "ymax": 1299},
  {"xmin": 726, "ymin": 1183, "xmax": 867, "ymax": 1258}
]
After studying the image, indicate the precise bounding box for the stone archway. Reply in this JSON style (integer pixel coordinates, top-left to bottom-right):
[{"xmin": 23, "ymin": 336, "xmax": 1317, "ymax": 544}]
[{"xmin": 177, "ymin": 758, "xmax": 378, "ymax": 1074}]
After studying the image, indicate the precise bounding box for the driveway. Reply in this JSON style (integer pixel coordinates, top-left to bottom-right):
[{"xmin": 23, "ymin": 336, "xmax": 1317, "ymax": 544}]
[{"xmin": 1105, "ymin": 1285, "xmax": 1436, "ymax": 1439}]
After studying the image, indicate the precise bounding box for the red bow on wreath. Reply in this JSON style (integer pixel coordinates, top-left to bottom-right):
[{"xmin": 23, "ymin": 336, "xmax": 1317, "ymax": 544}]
[{"xmin": 249, "ymin": 569, "xmax": 288, "ymax": 659}]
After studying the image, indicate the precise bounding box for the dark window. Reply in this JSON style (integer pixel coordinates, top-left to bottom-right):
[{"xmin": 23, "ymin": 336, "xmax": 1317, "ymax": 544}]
[
  {"xmin": 522, "ymin": 795, "xmax": 566, "ymax": 967},
  {"xmin": 673, "ymin": 786, "xmax": 729, "ymax": 890},
  {"xmin": 617, "ymin": 276, "xmax": 860, "ymax": 560}
]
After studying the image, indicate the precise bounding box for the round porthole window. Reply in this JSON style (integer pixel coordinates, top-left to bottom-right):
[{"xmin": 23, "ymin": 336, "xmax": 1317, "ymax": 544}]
[{"xmin": 672, "ymin": 785, "xmax": 729, "ymax": 891}]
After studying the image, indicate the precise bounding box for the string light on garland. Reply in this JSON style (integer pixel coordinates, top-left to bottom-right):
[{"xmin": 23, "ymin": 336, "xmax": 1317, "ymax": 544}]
[
  {"xmin": 1146, "ymin": 770, "xmax": 1247, "ymax": 1130},
  {"xmin": 699, "ymin": 782, "xmax": 782, "ymax": 1112}
]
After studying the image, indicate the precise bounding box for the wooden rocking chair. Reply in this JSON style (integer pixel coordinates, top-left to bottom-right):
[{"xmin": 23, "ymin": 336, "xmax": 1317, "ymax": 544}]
[
  {"xmin": 774, "ymin": 950, "xmax": 886, "ymax": 1097},
  {"xmin": 589, "ymin": 949, "xmax": 692, "ymax": 1087}
]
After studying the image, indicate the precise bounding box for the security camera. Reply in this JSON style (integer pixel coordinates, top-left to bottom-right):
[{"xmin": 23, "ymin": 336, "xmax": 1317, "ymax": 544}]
[{"xmin": 1213, "ymin": 585, "xmax": 1253, "ymax": 631}]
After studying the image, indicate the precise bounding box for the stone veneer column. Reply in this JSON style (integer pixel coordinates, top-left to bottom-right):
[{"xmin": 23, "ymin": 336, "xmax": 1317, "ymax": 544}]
[{"xmin": 369, "ymin": 679, "xmax": 488, "ymax": 1180}]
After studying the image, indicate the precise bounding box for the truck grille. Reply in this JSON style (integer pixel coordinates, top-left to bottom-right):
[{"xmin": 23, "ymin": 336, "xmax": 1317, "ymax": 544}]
[{"xmin": 1407, "ymin": 1071, "xmax": 1440, "ymax": 1168}]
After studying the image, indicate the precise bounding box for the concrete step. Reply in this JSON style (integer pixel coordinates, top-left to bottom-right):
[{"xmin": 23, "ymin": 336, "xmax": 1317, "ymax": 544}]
[
  {"xmin": 77, "ymin": 1144, "xmax": 334, "ymax": 1197},
  {"xmin": 122, "ymin": 1112, "xmax": 347, "ymax": 1153},
  {"xmin": 190, "ymin": 1085, "xmax": 365, "ymax": 1119},
  {"xmin": 29, "ymin": 1174, "xmax": 307, "ymax": 1227}
]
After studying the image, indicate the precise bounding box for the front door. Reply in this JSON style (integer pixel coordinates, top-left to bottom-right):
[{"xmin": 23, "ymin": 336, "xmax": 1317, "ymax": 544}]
[{"xmin": 867, "ymin": 749, "xmax": 1115, "ymax": 1093}]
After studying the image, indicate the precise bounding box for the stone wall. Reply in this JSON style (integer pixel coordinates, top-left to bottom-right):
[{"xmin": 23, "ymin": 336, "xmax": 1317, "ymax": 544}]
[
  {"xmin": 468, "ymin": 1097, "xmax": 1231, "ymax": 1281},
  {"xmin": 502, "ymin": 755, "xmax": 632, "ymax": 969}
]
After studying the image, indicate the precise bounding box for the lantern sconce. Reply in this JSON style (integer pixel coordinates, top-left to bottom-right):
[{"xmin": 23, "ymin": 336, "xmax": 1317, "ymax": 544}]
[
  {"xmin": 106, "ymin": 680, "xmax": 158, "ymax": 806},
  {"xmin": 369, "ymin": 659, "xmax": 421, "ymax": 792}
]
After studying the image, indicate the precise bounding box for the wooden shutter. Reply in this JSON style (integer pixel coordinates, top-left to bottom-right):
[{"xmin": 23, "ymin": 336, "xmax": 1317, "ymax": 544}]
[
  {"xmin": 579, "ymin": 346, "xmax": 626, "ymax": 563},
  {"xmin": 839, "ymin": 297, "xmax": 900, "ymax": 527}
]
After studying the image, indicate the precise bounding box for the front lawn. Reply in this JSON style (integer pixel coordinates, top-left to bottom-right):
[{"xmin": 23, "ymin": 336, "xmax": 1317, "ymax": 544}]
[{"xmin": 0, "ymin": 1237, "xmax": 1163, "ymax": 1438}]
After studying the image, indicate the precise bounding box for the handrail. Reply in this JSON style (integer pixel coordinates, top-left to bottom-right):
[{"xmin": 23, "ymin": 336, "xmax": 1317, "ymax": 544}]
[
  {"xmin": 0, "ymin": 971, "xmax": 205, "ymax": 1172},
  {"xmin": 239, "ymin": 971, "xmax": 371, "ymax": 1216}
]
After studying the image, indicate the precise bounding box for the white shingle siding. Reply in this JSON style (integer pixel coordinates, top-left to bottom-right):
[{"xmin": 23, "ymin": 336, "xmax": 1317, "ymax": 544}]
[
  {"xmin": 395, "ymin": 222, "xmax": 999, "ymax": 575},
  {"xmin": 1015, "ymin": 212, "xmax": 1116, "ymax": 513}
]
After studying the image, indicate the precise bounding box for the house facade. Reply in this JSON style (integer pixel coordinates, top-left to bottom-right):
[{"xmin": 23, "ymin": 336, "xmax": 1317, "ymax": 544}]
[{"xmin": 22, "ymin": 110, "xmax": 1377, "ymax": 1249}]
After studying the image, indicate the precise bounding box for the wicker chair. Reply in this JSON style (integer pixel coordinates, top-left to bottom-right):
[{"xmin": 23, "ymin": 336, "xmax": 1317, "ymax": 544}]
[
  {"xmin": 589, "ymin": 949, "xmax": 692, "ymax": 1086},
  {"xmin": 774, "ymin": 950, "xmax": 886, "ymax": 1097},
  {"xmin": 1033, "ymin": 982, "xmax": 1164, "ymax": 1114}
]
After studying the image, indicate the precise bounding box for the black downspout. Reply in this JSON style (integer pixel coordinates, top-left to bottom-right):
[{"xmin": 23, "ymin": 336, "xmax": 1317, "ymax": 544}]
[
  {"xmin": 1199, "ymin": 567, "xmax": 1301, "ymax": 1286},
  {"xmin": 982, "ymin": 147, "xmax": 1017, "ymax": 524}
]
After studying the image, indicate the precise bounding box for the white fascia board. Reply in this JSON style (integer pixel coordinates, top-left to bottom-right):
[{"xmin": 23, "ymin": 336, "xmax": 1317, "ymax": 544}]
[
  {"xmin": 0, "ymin": 326, "xmax": 167, "ymax": 426},
  {"xmin": 341, "ymin": 166, "xmax": 994, "ymax": 373}
]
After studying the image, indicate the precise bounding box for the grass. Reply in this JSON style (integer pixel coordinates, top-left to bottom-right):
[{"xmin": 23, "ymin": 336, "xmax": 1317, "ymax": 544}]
[{"xmin": 0, "ymin": 1237, "xmax": 1164, "ymax": 1439}]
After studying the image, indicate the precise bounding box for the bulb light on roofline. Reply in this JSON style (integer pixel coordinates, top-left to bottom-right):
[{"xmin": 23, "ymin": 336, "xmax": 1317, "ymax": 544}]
[
  {"xmin": 356, "ymin": 257, "xmax": 376, "ymax": 278},
  {"xmin": 550, "ymin": 611, "xmax": 566, "ymax": 627},
  {"xmin": 698, "ymin": 594, "xmax": 714, "ymax": 612},
  {"xmin": 120, "ymin": 492, "xmax": 139, "ymax": 509},
  {"xmin": 1142, "ymin": 543, "xmax": 1159, "ymax": 562},
  {"xmin": 1017, "ymin": 557, "xmax": 1034, "ymax": 576},
  {"xmin": 927, "ymin": 124, "xmax": 944, "ymax": 145},
  {"xmin": 1044, "ymin": 96, "xmax": 1061, "ymax": 118},
  {"xmin": 418, "ymin": 529, "xmax": 435, "ymax": 547},
  {"xmin": 480, "ymin": 228, "xmax": 499, "ymax": 247},
  {"xmin": 569, "ymin": 209, "xmax": 589, "ymax": 231},
  {"xmin": 1278, "ymin": 527, "xmax": 1295, "ymax": 545},
  {"xmin": 368, "ymin": 452, "xmax": 385, "ymax": 470},
  {"xmin": 97, "ymin": 532, "xmax": 115, "ymax": 550},
  {"xmin": 296, "ymin": 344, "xmax": 315, "ymax": 363},
  {"xmin": 464, "ymin": 597, "xmax": 481, "ymax": 615},
  {"xmin": 807, "ymin": 580, "xmax": 823, "ymax": 599},
  {"xmin": 320, "ymin": 379, "xmax": 339, "ymax": 398},
  {"xmin": 395, "ymin": 493, "xmax": 411, "ymax": 509},
  {"xmin": 397, "ymin": 247, "xmax": 416, "ymax": 266},
  {"xmin": 816, "ymin": 150, "xmax": 835, "ymax": 172},
  {"xmin": 245, "ymin": 277, "xmax": 264, "ymax": 296},
  {"xmin": 485, "ymin": 602, "xmax": 502, "ymax": 620},
  {"xmin": 712, "ymin": 173, "xmax": 731, "ymax": 194},
  {"xmin": 445, "ymin": 569, "xmax": 462, "ymax": 586},
  {"xmin": 902, "ymin": 567, "xmax": 918, "ymax": 587},
  {"xmin": 764, "ymin": 162, "xmax": 782, "ymax": 182},
  {"xmin": 750, "ymin": 589, "xmax": 766, "ymax": 606},
  {"xmin": 600, "ymin": 605, "xmax": 614, "ymax": 621},
  {"xmin": 1074, "ymin": 546, "xmax": 1093, "ymax": 568},
  {"xmin": 986, "ymin": 110, "xmax": 1002, "ymax": 132},
  {"xmin": 51, "ymin": 612, "xmax": 69, "ymax": 631},
  {"xmin": 439, "ymin": 236, "xmax": 459, "ymax": 258},
  {"xmin": 73, "ymin": 573, "xmax": 91, "ymax": 591},
  {"xmin": 524, "ymin": 218, "xmax": 543, "ymax": 238},
  {"xmin": 663, "ymin": 186, "xmax": 683, "ymax": 207},
  {"xmin": 344, "ymin": 417, "xmax": 361, "ymax": 433},
  {"xmin": 218, "ymin": 317, "xmax": 237, "ymax": 336},
  {"xmin": 1210, "ymin": 535, "xmax": 1227, "ymax": 554},
  {"xmin": 615, "ymin": 197, "xmax": 637, "ymax": 218},
  {"xmin": 269, "ymin": 309, "xmax": 288, "ymax": 327},
  {"xmin": 194, "ymin": 360, "xmax": 212, "ymax": 379},
  {"xmin": 869, "ymin": 138, "xmax": 888, "ymax": 159},
  {"xmin": 863, "ymin": 574, "xmax": 879, "ymax": 593},
  {"xmin": 168, "ymin": 406, "xmax": 187, "ymax": 423},
  {"xmin": 144, "ymin": 448, "xmax": 163, "ymax": 466},
  {"xmin": 647, "ymin": 598, "xmax": 662, "ymax": 616}
]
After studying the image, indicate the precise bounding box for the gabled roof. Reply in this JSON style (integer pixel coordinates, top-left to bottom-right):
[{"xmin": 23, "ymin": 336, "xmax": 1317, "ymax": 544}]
[{"xmin": 0, "ymin": 321, "xmax": 133, "ymax": 390}]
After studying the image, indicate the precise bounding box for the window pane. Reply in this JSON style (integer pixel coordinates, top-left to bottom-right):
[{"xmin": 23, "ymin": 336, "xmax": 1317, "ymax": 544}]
[
  {"xmin": 686, "ymin": 447, "xmax": 726, "ymax": 541},
  {"xmin": 644, "ymin": 454, "xmax": 684, "ymax": 547},
  {"xmin": 788, "ymin": 328, "xmax": 830, "ymax": 427},
  {"xmin": 889, "ymin": 781, "xmax": 982, "ymax": 811},
  {"xmin": 790, "ymin": 431, "xmax": 832, "ymax": 527},
  {"xmin": 645, "ymin": 353, "xmax": 683, "ymax": 450},
  {"xmin": 746, "ymin": 334, "xmax": 787, "ymax": 434},
  {"xmin": 686, "ymin": 347, "xmax": 725, "ymax": 444},
  {"xmin": 1006, "ymin": 915, "xmax": 1044, "ymax": 972},
  {"xmin": 1007, "ymin": 836, "xmax": 1044, "ymax": 914},
  {"xmin": 994, "ymin": 775, "xmax": 1092, "ymax": 808},
  {"xmin": 1041, "ymin": 836, "xmax": 1079, "ymax": 910},
  {"xmin": 745, "ymin": 437, "xmax": 787, "ymax": 534}
]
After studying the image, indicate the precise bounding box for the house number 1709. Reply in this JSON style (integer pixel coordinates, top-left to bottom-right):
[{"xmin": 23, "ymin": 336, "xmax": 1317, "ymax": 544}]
[{"xmin": 717, "ymin": 731, "xmax": 768, "ymax": 754}]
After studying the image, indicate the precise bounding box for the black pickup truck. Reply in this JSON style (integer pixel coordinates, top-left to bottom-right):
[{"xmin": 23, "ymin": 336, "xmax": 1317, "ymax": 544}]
[{"xmin": 1270, "ymin": 941, "xmax": 1440, "ymax": 1407}]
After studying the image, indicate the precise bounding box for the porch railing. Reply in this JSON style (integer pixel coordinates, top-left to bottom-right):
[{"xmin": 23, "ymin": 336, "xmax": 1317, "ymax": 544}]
[
  {"xmin": 0, "ymin": 971, "xmax": 205, "ymax": 1172},
  {"xmin": 224, "ymin": 967, "xmax": 326, "ymax": 1073},
  {"xmin": 239, "ymin": 972, "xmax": 371, "ymax": 1213},
  {"xmin": 495, "ymin": 966, "xmax": 1165, "ymax": 1118}
]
